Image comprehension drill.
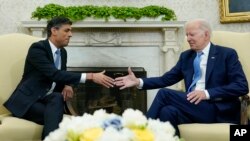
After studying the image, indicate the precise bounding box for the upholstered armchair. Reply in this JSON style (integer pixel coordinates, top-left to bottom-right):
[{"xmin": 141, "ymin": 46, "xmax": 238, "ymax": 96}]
[
  {"xmin": 0, "ymin": 33, "xmax": 43, "ymax": 141},
  {"xmin": 178, "ymin": 31, "xmax": 250, "ymax": 141}
]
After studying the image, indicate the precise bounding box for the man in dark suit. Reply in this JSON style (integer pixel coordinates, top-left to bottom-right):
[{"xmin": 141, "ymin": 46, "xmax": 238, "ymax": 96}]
[
  {"xmin": 4, "ymin": 17, "xmax": 114, "ymax": 139},
  {"xmin": 115, "ymin": 19, "xmax": 249, "ymax": 135}
]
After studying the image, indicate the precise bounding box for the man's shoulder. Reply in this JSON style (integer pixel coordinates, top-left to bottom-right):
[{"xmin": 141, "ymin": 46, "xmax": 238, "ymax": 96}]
[
  {"xmin": 211, "ymin": 43, "xmax": 236, "ymax": 53},
  {"xmin": 181, "ymin": 48, "xmax": 193, "ymax": 56},
  {"xmin": 31, "ymin": 39, "xmax": 47, "ymax": 46},
  {"xmin": 28, "ymin": 39, "xmax": 50, "ymax": 54},
  {"xmin": 29, "ymin": 39, "xmax": 50, "ymax": 50}
]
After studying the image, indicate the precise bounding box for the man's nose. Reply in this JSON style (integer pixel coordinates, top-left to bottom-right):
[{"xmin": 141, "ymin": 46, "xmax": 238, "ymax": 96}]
[{"xmin": 69, "ymin": 31, "xmax": 72, "ymax": 37}]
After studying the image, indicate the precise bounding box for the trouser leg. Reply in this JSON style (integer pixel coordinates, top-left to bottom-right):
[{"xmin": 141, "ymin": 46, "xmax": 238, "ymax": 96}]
[
  {"xmin": 42, "ymin": 92, "xmax": 64, "ymax": 139},
  {"xmin": 146, "ymin": 88, "xmax": 216, "ymax": 135},
  {"xmin": 23, "ymin": 92, "xmax": 64, "ymax": 140}
]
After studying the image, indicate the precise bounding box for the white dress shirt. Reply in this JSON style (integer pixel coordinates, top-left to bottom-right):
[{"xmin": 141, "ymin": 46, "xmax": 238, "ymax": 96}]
[{"xmin": 195, "ymin": 42, "xmax": 210, "ymax": 99}]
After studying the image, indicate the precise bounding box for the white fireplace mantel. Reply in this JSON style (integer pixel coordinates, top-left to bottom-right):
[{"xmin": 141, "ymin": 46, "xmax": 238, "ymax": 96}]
[
  {"xmin": 21, "ymin": 20, "xmax": 185, "ymax": 72},
  {"xmin": 22, "ymin": 20, "xmax": 185, "ymax": 29}
]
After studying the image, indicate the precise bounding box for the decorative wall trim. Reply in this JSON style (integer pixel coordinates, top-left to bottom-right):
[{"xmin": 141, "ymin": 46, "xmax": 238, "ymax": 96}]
[{"xmin": 22, "ymin": 20, "xmax": 184, "ymax": 29}]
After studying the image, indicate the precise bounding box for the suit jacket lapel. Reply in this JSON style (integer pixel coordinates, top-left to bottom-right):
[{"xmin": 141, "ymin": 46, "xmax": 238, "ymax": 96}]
[
  {"xmin": 61, "ymin": 49, "xmax": 67, "ymax": 70},
  {"xmin": 187, "ymin": 51, "xmax": 197, "ymax": 87},
  {"xmin": 43, "ymin": 39, "xmax": 54, "ymax": 63},
  {"xmin": 206, "ymin": 43, "xmax": 217, "ymax": 82}
]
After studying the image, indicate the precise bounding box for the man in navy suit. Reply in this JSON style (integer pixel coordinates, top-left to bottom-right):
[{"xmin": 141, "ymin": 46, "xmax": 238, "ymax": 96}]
[
  {"xmin": 4, "ymin": 17, "xmax": 114, "ymax": 139},
  {"xmin": 115, "ymin": 19, "xmax": 249, "ymax": 135}
]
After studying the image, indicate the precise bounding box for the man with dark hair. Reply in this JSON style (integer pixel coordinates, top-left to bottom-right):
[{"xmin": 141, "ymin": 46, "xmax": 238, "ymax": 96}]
[{"xmin": 4, "ymin": 17, "xmax": 114, "ymax": 139}]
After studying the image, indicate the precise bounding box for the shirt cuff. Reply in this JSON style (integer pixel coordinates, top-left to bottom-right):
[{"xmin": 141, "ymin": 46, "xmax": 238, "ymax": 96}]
[
  {"xmin": 137, "ymin": 78, "xmax": 144, "ymax": 89},
  {"xmin": 204, "ymin": 90, "xmax": 210, "ymax": 99},
  {"xmin": 80, "ymin": 73, "xmax": 86, "ymax": 83}
]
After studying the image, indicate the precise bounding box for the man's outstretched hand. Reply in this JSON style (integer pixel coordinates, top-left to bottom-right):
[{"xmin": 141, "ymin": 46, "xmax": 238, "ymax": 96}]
[
  {"xmin": 115, "ymin": 67, "xmax": 140, "ymax": 90},
  {"xmin": 92, "ymin": 70, "xmax": 115, "ymax": 88}
]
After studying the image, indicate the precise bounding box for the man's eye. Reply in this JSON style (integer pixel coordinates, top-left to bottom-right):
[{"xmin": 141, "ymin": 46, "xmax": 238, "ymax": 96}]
[{"xmin": 190, "ymin": 34, "xmax": 195, "ymax": 36}]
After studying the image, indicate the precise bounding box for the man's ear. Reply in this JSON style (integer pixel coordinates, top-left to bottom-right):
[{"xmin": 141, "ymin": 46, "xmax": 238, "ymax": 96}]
[
  {"xmin": 51, "ymin": 27, "xmax": 58, "ymax": 36},
  {"xmin": 204, "ymin": 31, "xmax": 210, "ymax": 39}
]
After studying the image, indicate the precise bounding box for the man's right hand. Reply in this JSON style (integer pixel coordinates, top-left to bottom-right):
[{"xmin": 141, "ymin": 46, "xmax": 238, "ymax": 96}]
[
  {"xmin": 114, "ymin": 67, "xmax": 140, "ymax": 90},
  {"xmin": 89, "ymin": 70, "xmax": 114, "ymax": 88}
]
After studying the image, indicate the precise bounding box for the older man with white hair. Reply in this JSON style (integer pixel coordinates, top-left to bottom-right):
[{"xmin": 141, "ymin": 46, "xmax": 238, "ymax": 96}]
[{"xmin": 115, "ymin": 19, "xmax": 249, "ymax": 136}]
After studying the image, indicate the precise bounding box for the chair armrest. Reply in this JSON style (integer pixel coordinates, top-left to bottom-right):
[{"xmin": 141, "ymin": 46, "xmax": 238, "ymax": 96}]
[
  {"xmin": 0, "ymin": 105, "xmax": 12, "ymax": 124},
  {"xmin": 0, "ymin": 112, "xmax": 11, "ymax": 125},
  {"xmin": 0, "ymin": 113, "xmax": 11, "ymax": 119},
  {"xmin": 240, "ymin": 94, "xmax": 250, "ymax": 125},
  {"xmin": 0, "ymin": 105, "xmax": 11, "ymax": 115}
]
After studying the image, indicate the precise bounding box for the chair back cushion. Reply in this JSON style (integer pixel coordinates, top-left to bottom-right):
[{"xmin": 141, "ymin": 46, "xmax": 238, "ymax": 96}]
[{"xmin": 0, "ymin": 33, "xmax": 41, "ymax": 114}]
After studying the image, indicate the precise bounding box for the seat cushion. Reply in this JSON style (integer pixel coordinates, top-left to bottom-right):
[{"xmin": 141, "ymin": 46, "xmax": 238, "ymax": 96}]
[
  {"xmin": 0, "ymin": 116, "xmax": 43, "ymax": 141},
  {"xmin": 178, "ymin": 123, "xmax": 231, "ymax": 141}
]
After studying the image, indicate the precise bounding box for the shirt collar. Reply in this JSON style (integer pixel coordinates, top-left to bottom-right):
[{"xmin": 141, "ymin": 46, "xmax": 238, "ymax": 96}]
[
  {"xmin": 200, "ymin": 42, "xmax": 211, "ymax": 56},
  {"xmin": 48, "ymin": 40, "xmax": 60, "ymax": 55}
]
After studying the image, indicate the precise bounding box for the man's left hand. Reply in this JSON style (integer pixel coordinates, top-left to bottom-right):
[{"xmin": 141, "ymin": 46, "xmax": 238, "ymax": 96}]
[
  {"xmin": 62, "ymin": 85, "xmax": 74, "ymax": 101},
  {"xmin": 187, "ymin": 90, "xmax": 206, "ymax": 104}
]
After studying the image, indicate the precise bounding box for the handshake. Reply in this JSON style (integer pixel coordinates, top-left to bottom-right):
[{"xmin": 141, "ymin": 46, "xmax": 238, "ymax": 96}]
[{"xmin": 88, "ymin": 67, "xmax": 140, "ymax": 90}]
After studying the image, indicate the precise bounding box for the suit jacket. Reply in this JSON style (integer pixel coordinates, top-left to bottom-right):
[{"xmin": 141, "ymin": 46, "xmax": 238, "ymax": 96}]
[
  {"xmin": 142, "ymin": 43, "xmax": 249, "ymax": 123},
  {"xmin": 4, "ymin": 39, "xmax": 81, "ymax": 117}
]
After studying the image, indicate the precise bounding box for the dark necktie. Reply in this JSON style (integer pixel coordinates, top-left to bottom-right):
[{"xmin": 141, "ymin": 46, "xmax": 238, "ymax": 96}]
[
  {"xmin": 188, "ymin": 52, "xmax": 203, "ymax": 92},
  {"xmin": 54, "ymin": 49, "xmax": 61, "ymax": 69}
]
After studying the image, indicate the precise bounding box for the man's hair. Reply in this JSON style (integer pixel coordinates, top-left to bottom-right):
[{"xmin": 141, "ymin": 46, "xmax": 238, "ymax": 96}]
[
  {"xmin": 184, "ymin": 19, "xmax": 212, "ymax": 36},
  {"xmin": 198, "ymin": 19, "xmax": 212, "ymax": 36},
  {"xmin": 46, "ymin": 17, "xmax": 72, "ymax": 37}
]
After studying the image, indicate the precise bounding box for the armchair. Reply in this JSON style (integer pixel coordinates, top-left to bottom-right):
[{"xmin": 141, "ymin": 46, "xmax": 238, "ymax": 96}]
[
  {"xmin": 178, "ymin": 31, "xmax": 250, "ymax": 141},
  {"xmin": 0, "ymin": 33, "xmax": 43, "ymax": 141}
]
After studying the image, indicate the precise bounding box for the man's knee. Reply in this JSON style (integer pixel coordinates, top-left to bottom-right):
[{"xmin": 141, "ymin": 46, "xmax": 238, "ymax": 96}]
[
  {"xmin": 156, "ymin": 88, "xmax": 177, "ymax": 100},
  {"xmin": 156, "ymin": 88, "xmax": 169, "ymax": 98},
  {"xmin": 51, "ymin": 93, "xmax": 64, "ymax": 105},
  {"xmin": 159, "ymin": 105, "xmax": 178, "ymax": 121}
]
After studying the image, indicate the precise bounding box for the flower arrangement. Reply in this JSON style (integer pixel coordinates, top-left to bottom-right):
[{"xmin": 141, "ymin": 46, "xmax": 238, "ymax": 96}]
[{"xmin": 44, "ymin": 109, "xmax": 180, "ymax": 141}]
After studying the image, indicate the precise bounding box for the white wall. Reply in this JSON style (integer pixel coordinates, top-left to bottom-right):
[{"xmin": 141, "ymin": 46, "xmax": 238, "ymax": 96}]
[{"xmin": 0, "ymin": 0, "xmax": 250, "ymax": 35}]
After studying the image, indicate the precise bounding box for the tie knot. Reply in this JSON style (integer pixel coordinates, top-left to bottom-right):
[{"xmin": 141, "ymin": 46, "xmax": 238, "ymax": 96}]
[
  {"xmin": 197, "ymin": 52, "xmax": 203, "ymax": 57},
  {"xmin": 55, "ymin": 49, "xmax": 60, "ymax": 55}
]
